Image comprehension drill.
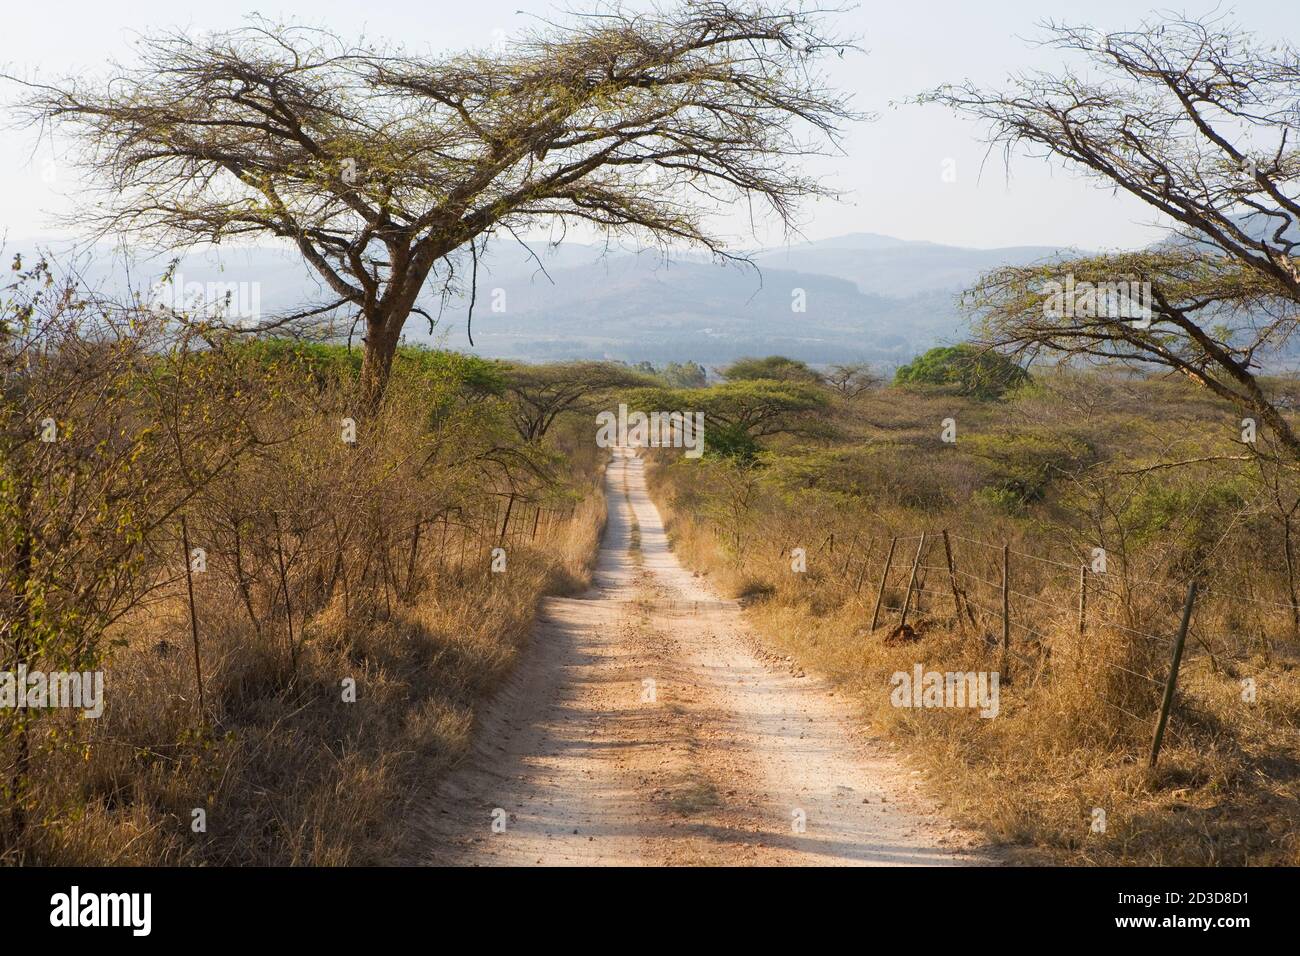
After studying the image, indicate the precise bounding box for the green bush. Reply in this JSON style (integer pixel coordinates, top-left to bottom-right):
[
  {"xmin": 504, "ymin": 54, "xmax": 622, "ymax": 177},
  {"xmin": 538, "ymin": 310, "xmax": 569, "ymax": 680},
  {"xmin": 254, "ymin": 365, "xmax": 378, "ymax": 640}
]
[
  {"xmin": 722, "ymin": 355, "xmax": 822, "ymax": 384},
  {"xmin": 894, "ymin": 344, "xmax": 1029, "ymax": 400}
]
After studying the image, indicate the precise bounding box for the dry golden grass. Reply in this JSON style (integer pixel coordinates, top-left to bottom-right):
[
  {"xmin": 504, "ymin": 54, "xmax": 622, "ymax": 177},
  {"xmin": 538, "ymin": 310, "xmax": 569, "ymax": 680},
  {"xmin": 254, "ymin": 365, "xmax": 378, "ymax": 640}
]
[
  {"xmin": 1, "ymin": 339, "xmax": 609, "ymax": 866},
  {"xmin": 12, "ymin": 494, "xmax": 604, "ymax": 866},
  {"xmin": 646, "ymin": 375, "xmax": 1300, "ymax": 866},
  {"xmin": 656, "ymin": 500, "xmax": 1300, "ymax": 864},
  {"xmin": 13, "ymin": 493, "xmax": 603, "ymax": 866}
]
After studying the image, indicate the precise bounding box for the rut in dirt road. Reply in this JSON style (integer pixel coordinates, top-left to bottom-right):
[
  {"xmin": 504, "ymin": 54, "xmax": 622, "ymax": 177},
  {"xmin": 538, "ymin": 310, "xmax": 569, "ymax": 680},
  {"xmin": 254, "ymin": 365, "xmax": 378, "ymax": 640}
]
[{"xmin": 412, "ymin": 448, "xmax": 993, "ymax": 866}]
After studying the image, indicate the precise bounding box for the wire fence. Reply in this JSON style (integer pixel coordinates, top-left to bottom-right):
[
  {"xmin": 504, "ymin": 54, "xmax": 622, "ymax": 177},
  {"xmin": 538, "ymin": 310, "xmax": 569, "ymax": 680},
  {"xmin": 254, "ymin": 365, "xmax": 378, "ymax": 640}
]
[
  {"xmin": 175, "ymin": 493, "xmax": 583, "ymax": 689},
  {"xmin": 763, "ymin": 524, "xmax": 1281, "ymax": 766}
]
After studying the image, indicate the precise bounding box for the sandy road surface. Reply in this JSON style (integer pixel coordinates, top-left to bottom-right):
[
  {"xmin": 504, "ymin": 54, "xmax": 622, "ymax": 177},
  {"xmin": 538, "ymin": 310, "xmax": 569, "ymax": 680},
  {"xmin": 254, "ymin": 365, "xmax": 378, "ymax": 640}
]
[{"xmin": 412, "ymin": 448, "xmax": 992, "ymax": 866}]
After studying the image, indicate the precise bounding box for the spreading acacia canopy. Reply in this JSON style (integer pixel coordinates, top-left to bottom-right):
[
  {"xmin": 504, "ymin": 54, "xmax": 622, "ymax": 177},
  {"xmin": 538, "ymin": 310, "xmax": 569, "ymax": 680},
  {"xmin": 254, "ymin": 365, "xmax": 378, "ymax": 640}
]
[{"xmin": 6, "ymin": 2, "xmax": 859, "ymax": 402}]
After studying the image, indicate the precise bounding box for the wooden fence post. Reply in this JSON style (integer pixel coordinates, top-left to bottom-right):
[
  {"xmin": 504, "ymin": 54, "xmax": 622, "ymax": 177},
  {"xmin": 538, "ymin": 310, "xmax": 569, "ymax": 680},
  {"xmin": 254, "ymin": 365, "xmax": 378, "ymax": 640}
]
[
  {"xmin": 531, "ymin": 506, "xmax": 541, "ymax": 541},
  {"xmin": 1000, "ymin": 543, "xmax": 1011, "ymax": 683},
  {"xmin": 898, "ymin": 533, "xmax": 927, "ymax": 631},
  {"xmin": 941, "ymin": 530, "xmax": 967, "ymax": 632},
  {"xmin": 1150, "ymin": 582, "xmax": 1198, "ymax": 768},
  {"xmin": 438, "ymin": 513, "xmax": 448, "ymax": 577},
  {"xmin": 869, "ymin": 536, "xmax": 898, "ymax": 631},
  {"xmin": 853, "ymin": 537, "xmax": 873, "ymax": 595},
  {"xmin": 180, "ymin": 516, "xmax": 205, "ymax": 721},
  {"xmin": 457, "ymin": 515, "xmax": 469, "ymax": 574},
  {"xmin": 840, "ymin": 532, "xmax": 859, "ymax": 576},
  {"xmin": 482, "ymin": 502, "xmax": 499, "ymax": 574},
  {"xmin": 272, "ymin": 512, "xmax": 298, "ymax": 675},
  {"xmin": 404, "ymin": 519, "xmax": 423, "ymax": 598},
  {"xmin": 1077, "ymin": 565, "xmax": 1088, "ymax": 637},
  {"xmin": 498, "ymin": 493, "xmax": 515, "ymax": 543}
]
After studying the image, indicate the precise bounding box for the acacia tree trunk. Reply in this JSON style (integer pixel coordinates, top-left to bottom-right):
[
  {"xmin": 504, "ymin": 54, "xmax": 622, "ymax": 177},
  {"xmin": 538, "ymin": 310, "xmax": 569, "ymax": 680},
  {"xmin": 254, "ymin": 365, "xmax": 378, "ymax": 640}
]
[
  {"xmin": 358, "ymin": 245, "xmax": 440, "ymax": 408},
  {"xmin": 359, "ymin": 315, "xmax": 404, "ymax": 410}
]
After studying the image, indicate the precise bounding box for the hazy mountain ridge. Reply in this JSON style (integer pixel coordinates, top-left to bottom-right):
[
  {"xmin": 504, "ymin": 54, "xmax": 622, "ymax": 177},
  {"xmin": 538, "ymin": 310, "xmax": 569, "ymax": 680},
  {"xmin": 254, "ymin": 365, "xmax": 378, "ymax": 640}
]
[
  {"xmin": 5, "ymin": 232, "xmax": 1079, "ymax": 366},
  {"xmin": 436, "ymin": 232, "xmax": 1077, "ymax": 364},
  {"xmin": 753, "ymin": 232, "xmax": 1074, "ymax": 298}
]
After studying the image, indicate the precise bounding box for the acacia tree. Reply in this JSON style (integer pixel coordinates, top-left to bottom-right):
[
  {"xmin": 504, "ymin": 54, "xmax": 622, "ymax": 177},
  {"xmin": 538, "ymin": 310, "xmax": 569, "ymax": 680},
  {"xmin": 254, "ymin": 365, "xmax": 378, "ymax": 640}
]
[
  {"xmin": 825, "ymin": 361, "xmax": 878, "ymax": 398},
  {"xmin": 7, "ymin": 3, "xmax": 857, "ymax": 406},
  {"xmin": 924, "ymin": 14, "xmax": 1300, "ymax": 456},
  {"xmin": 501, "ymin": 361, "xmax": 651, "ymax": 442},
  {"xmin": 635, "ymin": 378, "xmax": 829, "ymax": 458},
  {"xmin": 722, "ymin": 354, "xmax": 822, "ymax": 383}
]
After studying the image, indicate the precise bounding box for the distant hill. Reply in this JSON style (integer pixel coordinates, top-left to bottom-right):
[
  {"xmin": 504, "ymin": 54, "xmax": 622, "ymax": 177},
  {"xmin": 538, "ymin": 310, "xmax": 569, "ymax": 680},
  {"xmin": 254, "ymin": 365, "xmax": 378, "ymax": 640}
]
[
  {"xmin": 427, "ymin": 233, "xmax": 1079, "ymax": 365},
  {"xmin": 4, "ymin": 232, "xmax": 1080, "ymax": 368},
  {"xmin": 443, "ymin": 245, "xmax": 981, "ymax": 365},
  {"xmin": 753, "ymin": 233, "xmax": 1074, "ymax": 298}
]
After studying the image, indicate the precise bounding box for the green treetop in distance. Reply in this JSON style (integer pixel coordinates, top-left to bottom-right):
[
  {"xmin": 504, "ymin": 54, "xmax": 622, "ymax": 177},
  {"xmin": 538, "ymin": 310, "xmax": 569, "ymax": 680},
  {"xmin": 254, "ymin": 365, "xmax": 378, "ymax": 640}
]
[
  {"xmin": 722, "ymin": 355, "xmax": 823, "ymax": 384},
  {"xmin": 894, "ymin": 344, "xmax": 1029, "ymax": 400}
]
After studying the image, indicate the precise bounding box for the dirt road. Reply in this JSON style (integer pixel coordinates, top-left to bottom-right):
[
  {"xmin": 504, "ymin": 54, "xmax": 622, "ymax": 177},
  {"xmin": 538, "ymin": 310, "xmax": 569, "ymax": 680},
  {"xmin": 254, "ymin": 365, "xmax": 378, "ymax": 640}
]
[{"xmin": 413, "ymin": 448, "xmax": 991, "ymax": 866}]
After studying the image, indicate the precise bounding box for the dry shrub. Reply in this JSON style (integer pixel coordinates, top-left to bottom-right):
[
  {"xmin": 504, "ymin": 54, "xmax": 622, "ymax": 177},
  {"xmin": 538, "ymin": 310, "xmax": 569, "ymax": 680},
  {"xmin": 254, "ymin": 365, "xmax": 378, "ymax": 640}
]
[{"xmin": 2, "ymin": 268, "xmax": 606, "ymax": 863}]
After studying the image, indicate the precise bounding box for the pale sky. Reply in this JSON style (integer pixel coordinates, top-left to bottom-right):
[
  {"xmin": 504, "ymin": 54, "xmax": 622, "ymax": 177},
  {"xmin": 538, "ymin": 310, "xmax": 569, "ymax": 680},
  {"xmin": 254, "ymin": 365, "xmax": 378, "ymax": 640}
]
[{"xmin": 1, "ymin": 0, "xmax": 1293, "ymax": 252}]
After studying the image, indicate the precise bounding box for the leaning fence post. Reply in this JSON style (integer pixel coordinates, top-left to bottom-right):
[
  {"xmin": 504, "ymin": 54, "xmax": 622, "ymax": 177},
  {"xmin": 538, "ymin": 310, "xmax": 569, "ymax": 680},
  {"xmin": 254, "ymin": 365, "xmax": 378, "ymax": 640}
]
[
  {"xmin": 840, "ymin": 531, "xmax": 859, "ymax": 576},
  {"xmin": 272, "ymin": 513, "xmax": 298, "ymax": 673},
  {"xmin": 1149, "ymin": 582, "xmax": 1198, "ymax": 768},
  {"xmin": 1000, "ymin": 543, "xmax": 1011, "ymax": 683},
  {"xmin": 869, "ymin": 536, "xmax": 898, "ymax": 630},
  {"xmin": 898, "ymin": 533, "xmax": 927, "ymax": 631},
  {"xmin": 180, "ymin": 516, "xmax": 205, "ymax": 722},
  {"xmin": 498, "ymin": 493, "xmax": 515, "ymax": 543},
  {"xmin": 941, "ymin": 530, "xmax": 967, "ymax": 632}
]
